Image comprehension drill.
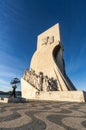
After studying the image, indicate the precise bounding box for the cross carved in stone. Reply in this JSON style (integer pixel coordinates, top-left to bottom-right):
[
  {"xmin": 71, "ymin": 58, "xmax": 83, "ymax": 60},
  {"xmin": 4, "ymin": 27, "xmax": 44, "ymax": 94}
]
[{"xmin": 42, "ymin": 36, "xmax": 54, "ymax": 45}]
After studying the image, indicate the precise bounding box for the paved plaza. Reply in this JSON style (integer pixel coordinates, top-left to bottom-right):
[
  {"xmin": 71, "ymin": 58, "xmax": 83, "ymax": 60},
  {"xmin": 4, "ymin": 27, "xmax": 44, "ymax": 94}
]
[{"xmin": 0, "ymin": 101, "xmax": 86, "ymax": 130}]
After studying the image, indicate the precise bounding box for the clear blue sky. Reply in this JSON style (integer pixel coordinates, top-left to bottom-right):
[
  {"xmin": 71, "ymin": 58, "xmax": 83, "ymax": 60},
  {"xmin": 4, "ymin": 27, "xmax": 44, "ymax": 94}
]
[{"xmin": 0, "ymin": 0, "xmax": 86, "ymax": 92}]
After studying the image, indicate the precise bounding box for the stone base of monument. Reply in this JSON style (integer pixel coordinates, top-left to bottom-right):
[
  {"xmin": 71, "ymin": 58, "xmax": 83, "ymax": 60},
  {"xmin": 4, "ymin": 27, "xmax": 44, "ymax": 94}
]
[
  {"xmin": 35, "ymin": 91, "xmax": 86, "ymax": 102},
  {"xmin": 21, "ymin": 78, "xmax": 86, "ymax": 102},
  {"xmin": 0, "ymin": 97, "xmax": 26, "ymax": 103},
  {"xmin": 22, "ymin": 91, "xmax": 86, "ymax": 102}
]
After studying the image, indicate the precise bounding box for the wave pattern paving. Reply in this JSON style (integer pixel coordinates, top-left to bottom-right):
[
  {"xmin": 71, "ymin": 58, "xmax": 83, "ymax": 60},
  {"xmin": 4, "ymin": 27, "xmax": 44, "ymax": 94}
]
[{"xmin": 0, "ymin": 101, "xmax": 86, "ymax": 130}]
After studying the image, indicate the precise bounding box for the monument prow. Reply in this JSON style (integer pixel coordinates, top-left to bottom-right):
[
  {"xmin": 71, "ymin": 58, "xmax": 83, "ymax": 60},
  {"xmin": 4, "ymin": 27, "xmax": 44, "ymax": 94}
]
[{"xmin": 21, "ymin": 23, "xmax": 86, "ymax": 102}]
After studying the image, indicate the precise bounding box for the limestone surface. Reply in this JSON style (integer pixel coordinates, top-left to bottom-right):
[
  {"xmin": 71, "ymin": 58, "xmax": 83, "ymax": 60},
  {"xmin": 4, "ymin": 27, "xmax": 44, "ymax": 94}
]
[
  {"xmin": 21, "ymin": 24, "xmax": 86, "ymax": 102},
  {"xmin": 30, "ymin": 24, "xmax": 76, "ymax": 91}
]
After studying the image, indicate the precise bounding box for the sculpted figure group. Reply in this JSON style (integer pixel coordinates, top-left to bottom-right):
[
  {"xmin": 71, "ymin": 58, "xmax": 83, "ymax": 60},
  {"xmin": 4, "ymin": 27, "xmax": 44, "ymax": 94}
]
[{"xmin": 23, "ymin": 68, "xmax": 58, "ymax": 92}]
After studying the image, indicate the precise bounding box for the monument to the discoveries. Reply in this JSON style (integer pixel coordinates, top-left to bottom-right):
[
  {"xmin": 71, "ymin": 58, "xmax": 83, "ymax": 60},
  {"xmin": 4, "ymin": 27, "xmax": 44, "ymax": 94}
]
[{"xmin": 21, "ymin": 24, "xmax": 86, "ymax": 102}]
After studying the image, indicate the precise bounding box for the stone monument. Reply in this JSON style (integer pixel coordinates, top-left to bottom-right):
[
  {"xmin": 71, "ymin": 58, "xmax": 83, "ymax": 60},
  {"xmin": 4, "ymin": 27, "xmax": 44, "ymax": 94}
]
[{"xmin": 21, "ymin": 23, "xmax": 86, "ymax": 102}]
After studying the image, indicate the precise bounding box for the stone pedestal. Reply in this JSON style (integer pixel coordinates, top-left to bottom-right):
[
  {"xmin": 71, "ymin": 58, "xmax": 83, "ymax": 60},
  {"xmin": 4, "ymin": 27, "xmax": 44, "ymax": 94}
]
[{"xmin": 21, "ymin": 78, "xmax": 86, "ymax": 102}]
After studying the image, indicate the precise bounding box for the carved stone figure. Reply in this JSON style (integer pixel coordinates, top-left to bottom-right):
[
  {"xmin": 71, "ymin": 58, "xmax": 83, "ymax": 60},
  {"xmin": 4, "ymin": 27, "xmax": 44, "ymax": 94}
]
[
  {"xmin": 23, "ymin": 67, "xmax": 58, "ymax": 92},
  {"xmin": 37, "ymin": 72, "xmax": 43, "ymax": 91},
  {"xmin": 49, "ymin": 77, "xmax": 57, "ymax": 91},
  {"xmin": 44, "ymin": 76, "xmax": 49, "ymax": 91}
]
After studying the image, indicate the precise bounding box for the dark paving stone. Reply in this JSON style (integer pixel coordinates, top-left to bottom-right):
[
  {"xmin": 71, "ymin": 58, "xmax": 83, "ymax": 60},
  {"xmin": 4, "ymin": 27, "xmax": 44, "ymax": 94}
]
[
  {"xmin": 0, "ymin": 112, "xmax": 21, "ymax": 122},
  {"xmin": 47, "ymin": 114, "xmax": 76, "ymax": 130},
  {"xmin": 82, "ymin": 120, "xmax": 86, "ymax": 128}
]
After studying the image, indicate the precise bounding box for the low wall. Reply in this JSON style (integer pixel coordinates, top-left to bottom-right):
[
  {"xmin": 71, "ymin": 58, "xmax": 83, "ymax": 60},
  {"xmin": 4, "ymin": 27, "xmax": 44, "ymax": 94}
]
[{"xmin": 0, "ymin": 98, "xmax": 9, "ymax": 103}]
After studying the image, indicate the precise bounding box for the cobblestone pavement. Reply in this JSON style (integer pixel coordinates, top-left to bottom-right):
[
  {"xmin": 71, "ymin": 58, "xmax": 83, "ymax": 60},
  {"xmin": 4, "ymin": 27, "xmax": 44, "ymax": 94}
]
[{"xmin": 0, "ymin": 101, "xmax": 86, "ymax": 130}]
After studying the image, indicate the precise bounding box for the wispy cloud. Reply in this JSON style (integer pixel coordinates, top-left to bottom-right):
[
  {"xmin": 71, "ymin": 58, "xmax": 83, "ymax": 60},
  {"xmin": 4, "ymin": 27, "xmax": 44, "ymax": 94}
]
[
  {"xmin": 0, "ymin": 51, "xmax": 25, "ymax": 91},
  {"xmin": 0, "ymin": 86, "xmax": 10, "ymax": 92},
  {"xmin": 0, "ymin": 78, "xmax": 11, "ymax": 91},
  {"xmin": 0, "ymin": 65, "xmax": 22, "ymax": 77},
  {"xmin": 65, "ymin": 44, "xmax": 86, "ymax": 75},
  {"xmin": 0, "ymin": 79, "xmax": 9, "ymax": 85},
  {"xmin": 73, "ymin": 79, "xmax": 86, "ymax": 91},
  {"xmin": 64, "ymin": 44, "xmax": 86, "ymax": 91}
]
